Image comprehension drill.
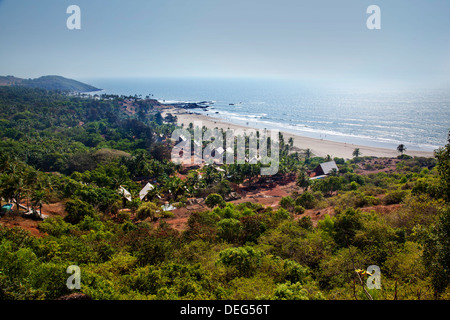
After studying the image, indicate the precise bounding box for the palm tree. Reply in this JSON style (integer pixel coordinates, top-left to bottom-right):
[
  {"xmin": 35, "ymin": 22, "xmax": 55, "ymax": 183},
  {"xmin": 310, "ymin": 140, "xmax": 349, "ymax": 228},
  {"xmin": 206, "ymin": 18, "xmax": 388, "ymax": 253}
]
[
  {"xmin": 397, "ymin": 144, "xmax": 407, "ymax": 155},
  {"xmin": 288, "ymin": 137, "xmax": 294, "ymax": 150},
  {"xmin": 304, "ymin": 149, "xmax": 312, "ymax": 160},
  {"xmin": 329, "ymin": 168, "xmax": 339, "ymax": 177},
  {"xmin": 296, "ymin": 170, "xmax": 310, "ymax": 191},
  {"xmin": 353, "ymin": 148, "xmax": 361, "ymax": 158},
  {"xmin": 12, "ymin": 176, "xmax": 25, "ymax": 214},
  {"xmin": 31, "ymin": 189, "xmax": 47, "ymax": 219}
]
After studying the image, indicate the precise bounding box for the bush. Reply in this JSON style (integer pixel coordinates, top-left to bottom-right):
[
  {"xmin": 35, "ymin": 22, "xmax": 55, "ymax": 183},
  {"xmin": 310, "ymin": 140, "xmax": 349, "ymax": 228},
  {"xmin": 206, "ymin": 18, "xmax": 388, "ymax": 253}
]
[
  {"xmin": 297, "ymin": 216, "xmax": 313, "ymax": 230},
  {"xmin": 349, "ymin": 181, "xmax": 359, "ymax": 190},
  {"xmin": 383, "ymin": 189, "xmax": 409, "ymax": 205},
  {"xmin": 280, "ymin": 196, "xmax": 295, "ymax": 212},
  {"xmin": 135, "ymin": 202, "xmax": 159, "ymax": 221},
  {"xmin": 273, "ymin": 282, "xmax": 309, "ymax": 300},
  {"xmin": 283, "ymin": 260, "xmax": 311, "ymax": 284},
  {"xmin": 295, "ymin": 192, "xmax": 316, "ymax": 209},
  {"xmin": 294, "ymin": 205, "xmax": 306, "ymax": 215},
  {"xmin": 38, "ymin": 216, "xmax": 73, "ymax": 237}
]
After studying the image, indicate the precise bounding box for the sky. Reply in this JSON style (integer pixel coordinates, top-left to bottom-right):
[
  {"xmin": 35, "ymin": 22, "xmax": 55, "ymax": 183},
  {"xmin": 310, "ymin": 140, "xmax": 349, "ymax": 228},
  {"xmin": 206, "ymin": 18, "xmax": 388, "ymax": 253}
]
[{"xmin": 0, "ymin": 0, "xmax": 449, "ymax": 89}]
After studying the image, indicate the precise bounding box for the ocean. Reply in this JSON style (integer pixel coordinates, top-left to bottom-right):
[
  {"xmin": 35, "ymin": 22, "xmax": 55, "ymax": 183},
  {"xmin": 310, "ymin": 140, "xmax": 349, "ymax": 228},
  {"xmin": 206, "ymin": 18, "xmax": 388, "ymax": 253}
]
[{"xmin": 81, "ymin": 77, "xmax": 450, "ymax": 152}]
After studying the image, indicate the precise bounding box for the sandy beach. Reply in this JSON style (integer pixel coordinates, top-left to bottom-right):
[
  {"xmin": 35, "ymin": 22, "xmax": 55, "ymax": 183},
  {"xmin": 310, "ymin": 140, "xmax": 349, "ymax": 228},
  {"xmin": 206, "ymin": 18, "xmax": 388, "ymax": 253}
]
[{"xmin": 162, "ymin": 107, "xmax": 435, "ymax": 160}]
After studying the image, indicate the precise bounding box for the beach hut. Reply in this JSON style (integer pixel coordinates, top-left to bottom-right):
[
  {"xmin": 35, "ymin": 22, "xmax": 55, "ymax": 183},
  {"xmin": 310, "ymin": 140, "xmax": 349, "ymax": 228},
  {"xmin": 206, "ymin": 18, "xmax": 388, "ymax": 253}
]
[
  {"xmin": 139, "ymin": 182, "xmax": 155, "ymax": 201},
  {"xmin": 118, "ymin": 186, "xmax": 132, "ymax": 202},
  {"xmin": 313, "ymin": 161, "xmax": 339, "ymax": 176}
]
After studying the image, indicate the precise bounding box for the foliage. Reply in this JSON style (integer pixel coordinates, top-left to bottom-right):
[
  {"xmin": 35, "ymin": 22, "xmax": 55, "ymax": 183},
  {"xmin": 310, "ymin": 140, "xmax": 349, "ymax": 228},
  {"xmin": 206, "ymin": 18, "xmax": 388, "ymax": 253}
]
[
  {"xmin": 0, "ymin": 87, "xmax": 449, "ymax": 301},
  {"xmin": 205, "ymin": 193, "xmax": 225, "ymax": 208},
  {"xmin": 64, "ymin": 199, "xmax": 97, "ymax": 224},
  {"xmin": 135, "ymin": 202, "xmax": 160, "ymax": 221}
]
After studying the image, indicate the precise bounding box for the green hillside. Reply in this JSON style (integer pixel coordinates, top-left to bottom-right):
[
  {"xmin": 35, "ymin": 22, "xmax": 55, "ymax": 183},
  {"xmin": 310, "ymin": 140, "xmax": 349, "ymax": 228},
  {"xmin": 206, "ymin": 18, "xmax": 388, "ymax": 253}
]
[{"xmin": 0, "ymin": 75, "xmax": 100, "ymax": 92}]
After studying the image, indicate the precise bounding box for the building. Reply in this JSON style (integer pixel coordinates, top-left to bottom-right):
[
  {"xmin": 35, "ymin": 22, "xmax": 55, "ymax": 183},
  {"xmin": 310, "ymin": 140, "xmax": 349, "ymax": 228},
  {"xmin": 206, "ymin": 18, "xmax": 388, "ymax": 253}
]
[{"xmin": 310, "ymin": 161, "xmax": 339, "ymax": 180}]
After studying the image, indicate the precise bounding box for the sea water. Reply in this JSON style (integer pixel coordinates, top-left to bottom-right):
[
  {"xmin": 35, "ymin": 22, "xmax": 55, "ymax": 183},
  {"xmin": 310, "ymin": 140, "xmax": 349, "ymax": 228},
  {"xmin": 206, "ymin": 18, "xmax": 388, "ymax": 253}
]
[{"xmin": 81, "ymin": 77, "xmax": 450, "ymax": 152}]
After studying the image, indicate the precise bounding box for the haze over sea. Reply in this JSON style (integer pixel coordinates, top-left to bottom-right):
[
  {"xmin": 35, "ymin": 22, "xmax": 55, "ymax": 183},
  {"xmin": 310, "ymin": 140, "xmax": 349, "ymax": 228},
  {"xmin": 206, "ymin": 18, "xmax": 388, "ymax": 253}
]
[{"xmin": 83, "ymin": 77, "xmax": 450, "ymax": 152}]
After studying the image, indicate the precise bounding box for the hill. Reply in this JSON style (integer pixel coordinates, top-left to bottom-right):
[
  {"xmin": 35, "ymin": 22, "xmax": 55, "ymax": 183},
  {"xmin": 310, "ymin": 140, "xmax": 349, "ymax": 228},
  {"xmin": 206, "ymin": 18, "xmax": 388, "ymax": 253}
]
[{"xmin": 0, "ymin": 75, "xmax": 101, "ymax": 92}]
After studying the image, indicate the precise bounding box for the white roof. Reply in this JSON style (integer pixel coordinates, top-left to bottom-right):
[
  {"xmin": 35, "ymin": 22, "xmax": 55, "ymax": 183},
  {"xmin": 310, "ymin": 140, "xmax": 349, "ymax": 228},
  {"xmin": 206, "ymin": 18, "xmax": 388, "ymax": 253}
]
[
  {"xmin": 318, "ymin": 161, "xmax": 339, "ymax": 175},
  {"xmin": 118, "ymin": 186, "xmax": 132, "ymax": 202},
  {"xmin": 216, "ymin": 146, "xmax": 224, "ymax": 154},
  {"xmin": 139, "ymin": 182, "xmax": 154, "ymax": 200}
]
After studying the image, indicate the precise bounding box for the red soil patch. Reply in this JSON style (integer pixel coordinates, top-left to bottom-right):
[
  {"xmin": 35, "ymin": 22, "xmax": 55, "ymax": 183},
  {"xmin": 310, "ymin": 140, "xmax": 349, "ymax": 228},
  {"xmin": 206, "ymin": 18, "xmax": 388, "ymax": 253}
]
[
  {"xmin": 0, "ymin": 201, "xmax": 67, "ymax": 237},
  {"xmin": 164, "ymin": 179, "xmax": 299, "ymax": 231},
  {"xmin": 299, "ymin": 206, "xmax": 336, "ymax": 227}
]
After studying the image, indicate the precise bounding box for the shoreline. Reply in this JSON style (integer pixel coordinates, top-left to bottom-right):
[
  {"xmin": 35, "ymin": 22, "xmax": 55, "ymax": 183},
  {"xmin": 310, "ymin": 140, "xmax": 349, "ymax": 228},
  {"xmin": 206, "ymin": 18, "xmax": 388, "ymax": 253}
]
[{"xmin": 162, "ymin": 107, "xmax": 436, "ymax": 160}]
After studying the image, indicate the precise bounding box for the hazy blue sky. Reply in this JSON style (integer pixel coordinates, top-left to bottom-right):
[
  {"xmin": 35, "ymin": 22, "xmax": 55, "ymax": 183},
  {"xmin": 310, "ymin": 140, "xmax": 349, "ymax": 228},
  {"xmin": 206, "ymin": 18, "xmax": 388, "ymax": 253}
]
[{"xmin": 0, "ymin": 0, "xmax": 449, "ymax": 88}]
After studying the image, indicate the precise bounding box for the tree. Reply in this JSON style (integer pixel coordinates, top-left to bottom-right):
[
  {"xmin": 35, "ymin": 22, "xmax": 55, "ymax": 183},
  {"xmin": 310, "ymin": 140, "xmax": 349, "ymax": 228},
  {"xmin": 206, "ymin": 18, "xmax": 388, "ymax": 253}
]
[
  {"xmin": 352, "ymin": 148, "xmax": 361, "ymax": 158},
  {"xmin": 31, "ymin": 189, "xmax": 48, "ymax": 219},
  {"xmin": 154, "ymin": 112, "xmax": 163, "ymax": 125},
  {"xmin": 164, "ymin": 113, "xmax": 177, "ymax": 124},
  {"xmin": 304, "ymin": 149, "xmax": 312, "ymax": 160},
  {"xmin": 288, "ymin": 137, "xmax": 294, "ymax": 150},
  {"xmin": 329, "ymin": 168, "xmax": 339, "ymax": 177},
  {"xmin": 397, "ymin": 144, "xmax": 407, "ymax": 155},
  {"xmin": 217, "ymin": 246, "xmax": 262, "ymax": 277},
  {"xmin": 296, "ymin": 170, "xmax": 310, "ymax": 191},
  {"xmin": 64, "ymin": 199, "xmax": 97, "ymax": 224},
  {"xmin": 423, "ymin": 207, "xmax": 450, "ymax": 298},
  {"xmin": 205, "ymin": 193, "xmax": 225, "ymax": 208},
  {"xmin": 435, "ymin": 132, "xmax": 450, "ymax": 201},
  {"xmin": 217, "ymin": 218, "xmax": 242, "ymax": 243}
]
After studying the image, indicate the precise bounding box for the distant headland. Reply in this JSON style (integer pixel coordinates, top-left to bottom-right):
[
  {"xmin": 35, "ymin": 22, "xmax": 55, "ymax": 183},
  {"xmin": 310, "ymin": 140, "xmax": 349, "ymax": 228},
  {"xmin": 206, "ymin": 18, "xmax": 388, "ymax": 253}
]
[{"xmin": 0, "ymin": 75, "xmax": 101, "ymax": 92}]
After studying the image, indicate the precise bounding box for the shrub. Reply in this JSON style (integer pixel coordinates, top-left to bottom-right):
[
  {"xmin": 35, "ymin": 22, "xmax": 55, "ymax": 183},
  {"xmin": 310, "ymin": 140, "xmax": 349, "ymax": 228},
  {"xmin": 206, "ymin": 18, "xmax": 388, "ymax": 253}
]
[
  {"xmin": 38, "ymin": 216, "xmax": 74, "ymax": 237},
  {"xmin": 295, "ymin": 192, "xmax": 316, "ymax": 209},
  {"xmin": 280, "ymin": 196, "xmax": 295, "ymax": 212},
  {"xmin": 350, "ymin": 181, "xmax": 359, "ymax": 190},
  {"xmin": 297, "ymin": 216, "xmax": 313, "ymax": 230},
  {"xmin": 273, "ymin": 282, "xmax": 309, "ymax": 300},
  {"xmin": 135, "ymin": 202, "xmax": 159, "ymax": 221},
  {"xmin": 283, "ymin": 260, "xmax": 311, "ymax": 284},
  {"xmin": 383, "ymin": 189, "xmax": 409, "ymax": 205},
  {"xmin": 294, "ymin": 205, "xmax": 306, "ymax": 215}
]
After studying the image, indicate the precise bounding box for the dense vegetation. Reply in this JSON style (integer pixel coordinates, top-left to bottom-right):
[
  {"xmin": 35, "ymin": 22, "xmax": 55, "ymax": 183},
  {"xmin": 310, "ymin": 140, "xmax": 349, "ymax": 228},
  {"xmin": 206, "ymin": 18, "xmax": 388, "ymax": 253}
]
[
  {"xmin": 0, "ymin": 75, "xmax": 100, "ymax": 92},
  {"xmin": 0, "ymin": 86, "xmax": 449, "ymax": 300}
]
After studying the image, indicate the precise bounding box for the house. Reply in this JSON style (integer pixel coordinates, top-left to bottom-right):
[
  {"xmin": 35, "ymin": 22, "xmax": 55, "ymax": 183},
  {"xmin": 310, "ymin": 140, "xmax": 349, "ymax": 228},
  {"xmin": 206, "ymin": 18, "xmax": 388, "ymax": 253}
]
[{"xmin": 312, "ymin": 161, "xmax": 339, "ymax": 177}]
